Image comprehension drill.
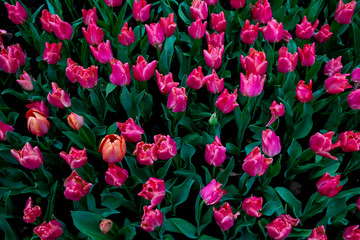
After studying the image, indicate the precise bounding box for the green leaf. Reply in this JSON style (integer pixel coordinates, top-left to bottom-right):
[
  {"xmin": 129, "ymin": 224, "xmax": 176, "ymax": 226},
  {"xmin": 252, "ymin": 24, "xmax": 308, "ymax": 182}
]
[
  {"xmin": 171, "ymin": 179, "xmax": 194, "ymax": 213},
  {"xmin": 180, "ymin": 142, "xmax": 196, "ymax": 167},
  {"xmin": 275, "ymin": 187, "xmax": 302, "ymax": 218},
  {"xmin": 156, "ymin": 159, "xmax": 173, "ymax": 179},
  {"xmin": 178, "ymin": 2, "xmax": 192, "ymax": 26},
  {"xmin": 262, "ymin": 200, "xmax": 282, "ymax": 216},
  {"xmin": 352, "ymin": 21, "xmax": 360, "ymax": 58},
  {"xmin": 79, "ymin": 126, "xmax": 96, "ymax": 149},
  {"xmin": 166, "ymin": 218, "xmax": 197, "ymax": 239},
  {"xmin": 324, "ymin": 97, "xmax": 342, "ymax": 132},
  {"xmin": 43, "ymin": 181, "xmax": 58, "ymax": 220},
  {"xmin": 216, "ymin": 157, "xmax": 235, "ymax": 185},
  {"xmin": 293, "ymin": 103, "xmax": 313, "ymax": 139},
  {"xmin": 62, "ymin": 131, "xmax": 88, "ymax": 149},
  {"xmin": 287, "ymin": 138, "xmax": 302, "ymax": 160},
  {"xmin": 0, "ymin": 218, "xmax": 18, "ymax": 240},
  {"xmin": 5, "ymin": 132, "xmax": 32, "ymax": 149},
  {"xmin": 160, "ymin": 35, "xmax": 176, "ymax": 73}
]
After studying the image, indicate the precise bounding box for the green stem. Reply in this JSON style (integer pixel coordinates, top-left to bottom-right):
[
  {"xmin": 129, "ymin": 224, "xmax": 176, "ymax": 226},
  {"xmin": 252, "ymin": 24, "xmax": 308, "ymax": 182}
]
[
  {"xmin": 149, "ymin": 164, "xmax": 156, "ymax": 177},
  {"xmin": 156, "ymin": 45, "xmax": 160, "ymax": 60},
  {"xmin": 139, "ymin": 22, "xmax": 143, "ymax": 56},
  {"xmin": 305, "ymin": 66, "xmax": 309, "ymax": 82},
  {"xmin": 212, "ymin": 166, "xmax": 216, "ymax": 179}
]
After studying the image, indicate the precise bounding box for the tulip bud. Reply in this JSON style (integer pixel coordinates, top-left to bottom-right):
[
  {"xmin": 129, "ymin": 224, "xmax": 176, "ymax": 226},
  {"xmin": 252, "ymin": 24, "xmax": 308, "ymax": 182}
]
[
  {"xmin": 26, "ymin": 109, "xmax": 50, "ymax": 137},
  {"xmin": 250, "ymin": 0, "xmax": 272, "ymax": 24},
  {"xmin": 26, "ymin": 101, "xmax": 49, "ymax": 117},
  {"xmin": 188, "ymin": 18, "xmax": 207, "ymax": 39},
  {"xmin": 203, "ymin": 45, "xmax": 224, "ymax": 70},
  {"xmin": 277, "ymin": 46, "xmax": 298, "ymax": 73},
  {"xmin": 82, "ymin": 23, "xmax": 104, "ymax": 46},
  {"xmin": 0, "ymin": 120, "xmax": 14, "ymax": 141},
  {"xmin": 266, "ymin": 100, "xmax": 285, "ymax": 126},
  {"xmin": 208, "ymin": 112, "xmax": 218, "ymax": 126},
  {"xmin": 335, "ymin": 0, "xmax": 356, "ymax": 25},
  {"xmin": 325, "ymin": 73, "xmax": 352, "ymax": 94},
  {"xmin": 242, "ymin": 146, "xmax": 273, "ymax": 176},
  {"xmin": 47, "ymin": 82, "xmax": 72, "ymax": 109},
  {"xmin": 230, "ymin": 0, "xmax": 246, "ymax": 9},
  {"xmin": 43, "ymin": 42, "xmax": 62, "ymax": 65},
  {"xmin": 200, "ymin": 179, "xmax": 227, "ymax": 205},
  {"xmin": 206, "ymin": 31, "xmax": 224, "ymax": 50},
  {"xmin": 297, "ymin": 43, "xmax": 315, "ymax": 67},
  {"xmin": 90, "ymin": 40, "xmax": 113, "ymax": 64},
  {"xmin": 141, "ymin": 206, "xmax": 164, "ymax": 232},
  {"xmin": 117, "ymin": 117, "xmax": 144, "ymax": 143},
  {"xmin": 190, "ymin": 0, "xmax": 208, "ymax": 20},
  {"xmin": 133, "ymin": 142, "xmax": 158, "ymax": 165},
  {"xmin": 60, "ymin": 147, "xmax": 87, "ymax": 169},
  {"xmin": 64, "ymin": 170, "xmax": 92, "ymax": 201},
  {"xmin": 308, "ymin": 225, "xmax": 327, "ymax": 240},
  {"xmin": 5, "ymin": 1, "xmax": 27, "ymax": 25},
  {"xmin": 215, "ymin": 88, "xmax": 239, "ymax": 113},
  {"xmin": 160, "ymin": 13, "xmax": 176, "ymax": 38},
  {"xmin": 339, "ymin": 131, "xmax": 360, "ymax": 152},
  {"xmin": 315, "ymin": 24, "xmax": 332, "ymax": 43},
  {"xmin": 156, "ymin": 71, "xmax": 179, "ymax": 95},
  {"xmin": 240, "ymin": 48, "xmax": 268, "ymax": 75},
  {"xmin": 343, "ymin": 225, "xmax": 360, "ymax": 240},
  {"xmin": 11, "ymin": 142, "xmax": 44, "ymax": 169},
  {"xmin": 316, "ymin": 172, "xmax": 342, "ymax": 198},
  {"xmin": 109, "ymin": 58, "xmax": 131, "ymax": 86},
  {"xmin": 82, "ymin": 7, "xmax": 97, "ymax": 25},
  {"xmin": 324, "ymin": 56, "xmax": 343, "ymax": 77},
  {"xmin": 133, "ymin": 0, "xmax": 151, "ymax": 22},
  {"xmin": 266, "ymin": 214, "xmax": 300, "ymax": 240},
  {"xmin": 17, "ymin": 71, "xmax": 35, "ymax": 91},
  {"xmin": 167, "ymin": 87, "xmax": 188, "ymax": 112},
  {"xmin": 259, "ymin": 18, "xmax": 284, "ymax": 43},
  {"xmin": 205, "ymin": 69, "xmax": 224, "ymax": 94},
  {"xmin": 154, "ymin": 134, "xmax": 177, "ymax": 160},
  {"xmin": 118, "ymin": 22, "xmax": 135, "ymax": 46},
  {"xmin": 242, "ymin": 196, "xmax": 263, "ymax": 217},
  {"xmin": 309, "ymin": 131, "xmax": 340, "ymax": 160},
  {"xmin": 33, "ymin": 220, "xmax": 63, "ymax": 240},
  {"xmin": 104, "ymin": 0, "xmax": 122, "ymax": 7},
  {"xmin": 347, "ymin": 89, "xmax": 360, "ymax": 110},
  {"xmin": 295, "ymin": 80, "xmax": 313, "ymax": 103},
  {"xmin": 23, "ymin": 197, "xmax": 42, "ymax": 223},
  {"xmin": 262, "ymin": 129, "xmax": 281, "ymax": 157},
  {"xmin": 132, "ymin": 55, "xmax": 157, "ymax": 81},
  {"xmin": 145, "ymin": 23, "xmax": 165, "ymax": 50},
  {"xmin": 240, "ymin": 72, "xmax": 266, "ymax": 97},
  {"xmin": 138, "ymin": 177, "xmax": 166, "ymax": 208},
  {"xmin": 99, "ymin": 219, "xmax": 113, "ymax": 234},
  {"xmin": 99, "ymin": 134, "xmax": 126, "ymax": 163},
  {"xmin": 0, "ymin": 43, "xmax": 26, "ymax": 73},
  {"xmin": 295, "ymin": 16, "xmax": 319, "ymax": 39},
  {"xmin": 205, "ymin": 136, "xmax": 226, "ymax": 167},
  {"xmin": 105, "ymin": 163, "xmax": 128, "ymax": 188},
  {"xmin": 213, "ymin": 203, "xmax": 240, "ymax": 231},
  {"xmin": 240, "ymin": 20, "xmax": 259, "ymax": 45},
  {"xmin": 211, "ymin": 12, "xmax": 227, "ymax": 32}
]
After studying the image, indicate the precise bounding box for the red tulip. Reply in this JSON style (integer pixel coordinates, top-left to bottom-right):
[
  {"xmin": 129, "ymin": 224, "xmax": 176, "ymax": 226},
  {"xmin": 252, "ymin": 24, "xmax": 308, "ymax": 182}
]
[
  {"xmin": 43, "ymin": 42, "xmax": 62, "ymax": 65},
  {"xmin": 188, "ymin": 18, "xmax": 207, "ymax": 39},
  {"xmin": 213, "ymin": 203, "xmax": 240, "ymax": 231},
  {"xmin": 26, "ymin": 109, "xmax": 50, "ymax": 137},
  {"xmin": 205, "ymin": 69, "xmax": 224, "ymax": 94},
  {"xmin": 0, "ymin": 43, "xmax": 26, "ymax": 73},
  {"xmin": 109, "ymin": 58, "xmax": 131, "ymax": 86},
  {"xmin": 59, "ymin": 147, "xmax": 87, "ymax": 169},
  {"xmin": 211, "ymin": 12, "xmax": 227, "ymax": 32},
  {"xmin": 316, "ymin": 172, "xmax": 342, "ymax": 198},
  {"xmin": 117, "ymin": 117, "xmax": 144, "ymax": 143},
  {"xmin": 104, "ymin": 0, "xmax": 122, "ymax": 7},
  {"xmin": 99, "ymin": 219, "xmax": 113, "ymax": 234},
  {"xmin": 335, "ymin": 0, "xmax": 356, "ymax": 24},
  {"xmin": 295, "ymin": 80, "xmax": 313, "ymax": 103},
  {"xmin": 240, "ymin": 48, "xmax": 267, "ymax": 75},
  {"xmin": 154, "ymin": 134, "xmax": 177, "ymax": 160},
  {"xmin": 277, "ymin": 46, "xmax": 298, "ymax": 73},
  {"xmin": 99, "ymin": 134, "xmax": 126, "ymax": 163},
  {"xmin": 240, "ymin": 72, "xmax": 266, "ymax": 97},
  {"xmin": 190, "ymin": 0, "xmax": 208, "ymax": 21},
  {"xmin": 200, "ymin": 179, "xmax": 227, "ymax": 205},
  {"xmin": 167, "ymin": 87, "xmax": 188, "ymax": 112},
  {"xmin": 351, "ymin": 68, "xmax": 360, "ymax": 83},
  {"xmin": 309, "ymin": 131, "xmax": 340, "ymax": 160},
  {"xmin": 315, "ymin": 24, "xmax": 332, "ymax": 43},
  {"xmin": 105, "ymin": 163, "xmax": 128, "ymax": 188},
  {"xmin": 347, "ymin": 89, "xmax": 360, "ymax": 110},
  {"xmin": 259, "ymin": 18, "xmax": 283, "ymax": 43},
  {"xmin": 34, "ymin": 220, "xmax": 63, "ymax": 240},
  {"xmin": 133, "ymin": 0, "xmax": 151, "ymax": 22},
  {"xmin": 133, "ymin": 55, "xmax": 157, "ymax": 81},
  {"xmin": 17, "ymin": 71, "xmax": 35, "ymax": 91},
  {"xmin": 0, "ymin": 120, "xmax": 14, "ymax": 141},
  {"xmin": 11, "ymin": 142, "xmax": 43, "ymax": 169},
  {"xmin": 250, "ymin": 0, "xmax": 272, "ymax": 24},
  {"xmin": 138, "ymin": 177, "xmax": 166, "ymax": 208},
  {"xmin": 297, "ymin": 43, "xmax": 315, "ymax": 67},
  {"xmin": 118, "ymin": 22, "xmax": 135, "ymax": 46},
  {"xmin": 295, "ymin": 16, "xmax": 319, "ymax": 39},
  {"xmin": 308, "ymin": 225, "xmax": 327, "ymax": 240},
  {"xmin": 240, "ymin": 20, "xmax": 259, "ymax": 45},
  {"xmin": 230, "ymin": 0, "xmax": 246, "ymax": 9},
  {"xmin": 133, "ymin": 142, "xmax": 158, "ymax": 165},
  {"xmin": 324, "ymin": 56, "xmax": 343, "ymax": 77},
  {"xmin": 266, "ymin": 214, "xmax": 300, "ymax": 240},
  {"xmin": 156, "ymin": 71, "xmax": 179, "ymax": 95},
  {"xmin": 242, "ymin": 146, "xmax": 273, "ymax": 176},
  {"xmin": 64, "ymin": 170, "xmax": 92, "ymax": 201},
  {"xmin": 215, "ymin": 88, "xmax": 239, "ymax": 113},
  {"xmin": 82, "ymin": 23, "xmax": 104, "ymax": 46},
  {"xmin": 82, "ymin": 7, "xmax": 97, "ymax": 25},
  {"xmin": 141, "ymin": 206, "xmax": 164, "ymax": 232},
  {"xmin": 242, "ymin": 196, "xmax": 263, "ymax": 217},
  {"xmin": 47, "ymin": 82, "xmax": 71, "ymax": 109},
  {"xmin": 23, "ymin": 197, "xmax": 41, "ymax": 224},
  {"xmin": 266, "ymin": 100, "xmax": 285, "ymax": 126},
  {"xmin": 324, "ymin": 73, "xmax": 352, "ymax": 94},
  {"xmin": 90, "ymin": 40, "xmax": 113, "ymax": 64},
  {"xmin": 4, "ymin": 1, "xmax": 27, "ymax": 25},
  {"xmin": 160, "ymin": 13, "xmax": 176, "ymax": 38}
]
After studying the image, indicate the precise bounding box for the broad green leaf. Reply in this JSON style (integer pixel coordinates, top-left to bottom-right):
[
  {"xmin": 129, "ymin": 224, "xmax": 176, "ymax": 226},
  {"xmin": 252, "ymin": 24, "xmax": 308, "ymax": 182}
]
[{"xmin": 166, "ymin": 218, "xmax": 197, "ymax": 239}]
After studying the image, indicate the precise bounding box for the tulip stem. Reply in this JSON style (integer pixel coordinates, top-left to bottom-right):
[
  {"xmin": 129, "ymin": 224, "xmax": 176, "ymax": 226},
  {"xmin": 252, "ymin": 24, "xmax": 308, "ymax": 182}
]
[
  {"xmin": 305, "ymin": 66, "xmax": 309, "ymax": 82},
  {"xmin": 139, "ymin": 22, "xmax": 143, "ymax": 56},
  {"xmin": 196, "ymin": 200, "xmax": 205, "ymax": 234},
  {"xmin": 156, "ymin": 45, "xmax": 160, "ymax": 60},
  {"xmin": 149, "ymin": 164, "xmax": 156, "ymax": 177},
  {"xmin": 212, "ymin": 166, "xmax": 216, "ymax": 179}
]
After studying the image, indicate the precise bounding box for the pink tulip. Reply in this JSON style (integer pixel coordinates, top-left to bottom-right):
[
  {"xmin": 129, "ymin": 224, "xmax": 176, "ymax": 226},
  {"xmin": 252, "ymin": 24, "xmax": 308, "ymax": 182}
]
[
  {"xmin": 11, "ymin": 142, "xmax": 43, "ymax": 170},
  {"xmin": 242, "ymin": 146, "xmax": 273, "ymax": 176},
  {"xmin": 259, "ymin": 18, "xmax": 283, "ymax": 43},
  {"xmin": 309, "ymin": 131, "xmax": 341, "ymax": 160},
  {"xmin": 315, "ymin": 24, "xmax": 332, "ymax": 43},
  {"xmin": 82, "ymin": 23, "xmax": 104, "ymax": 46},
  {"xmin": 230, "ymin": 0, "xmax": 246, "ymax": 9},
  {"xmin": 295, "ymin": 16, "xmax": 319, "ymax": 39},
  {"xmin": 167, "ymin": 87, "xmax": 188, "ymax": 112},
  {"xmin": 200, "ymin": 179, "xmax": 227, "ymax": 205},
  {"xmin": 240, "ymin": 72, "xmax": 266, "ymax": 97},
  {"xmin": 43, "ymin": 42, "xmax": 62, "ymax": 65},
  {"xmin": 34, "ymin": 220, "xmax": 63, "ymax": 240},
  {"xmin": 351, "ymin": 68, "xmax": 360, "ymax": 83},
  {"xmin": 160, "ymin": 13, "xmax": 176, "ymax": 38},
  {"xmin": 133, "ymin": 55, "xmax": 157, "ymax": 81},
  {"xmin": 205, "ymin": 136, "xmax": 226, "ymax": 167},
  {"xmin": 109, "ymin": 58, "xmax": 131, "ymax": 86},
  {"xmin": 64, "ymin": 170, "xmax": 92, "ymax": 201},
  {"xmin": 118, "ymin": 22, "xmax": 135, "ymax": 46},
  {"xmin": 266, "ymin": 214, "xmax": 300, "ymax": 240},
  {"xmin": 190, "ymin": 0, "xmax": 208, "ymax": 21},
  {"xmin": 141, "ymin": 206, "xmax": 164, "ymax": 232},
  {"xmin": 104, "ymin": 0, "xmax": 122, "ymax": 7},
  {"xmin": 339, "ymin": 131, "xmax": 360, "ymax": 152},
  {"xmin": 156, "ymin": 71, "xmax": 179, "ymax": 95},
  {"xmin": 347, "ymin": 89, "xmax": 360, "ymax": 110},
  {"xmin": 262, "ymin": 129, "xmax": 281, "ymax": 157},
  {"xmin": 66, "ymin": 58, "xmax": 81, "ymax": 83},
  {"xmin": 138, "ymin": 177, "xmax": 166, "ymax": 208},
  {"xmin": 211, "ymin": 12, "xmax": 227, "ymax": 32},
  {"xmin": 17, "ymin": 71, "xmax": 35, "ymax": 91},
  {"xmin": 49, "ymin": 15, "xmax": 73, "ymax": 40},
  {"xmin": 297, "ymin": 43, "xmax": 315, "ymax": 67},
  {"xmin": 40, "ymin": 9, "xmax": 55, "ymax": 32},
  {"xmin": 213, "ymin": 203, "xmax": 240, "ymax": 231},
  {"xmin": 66, "ymin": 59, "xmax": 98, "ymax": 89},
  {"xmin": 203, "ymin": 45, "xmax": 224, "ymax": 70},
  {"xmin": 308, "ymin": 225, "xmax": 327, "ymax": 240},
  {"xmin": 250, "ymin": 0, "xmax": 272, "ymax": 24},
  {"xmin": 240, "ymin": 20, "xmax": 259, "ymax": 45},
  {"xmin": 4, "ymin": 1, "xmax": 27, "ymax": 25},
  {"xmin": 205, "ymin": 69, "xmax": 224, "ymax": 94},
  {"xmin": 324, "ymin": 73, "xmax": 352, "ymax": 94},
  {"xmin": 187, "ymin": 66, "xmax": 205, "ymax": 90},
  {"xmin": 343, "ymin": 225, "xmax": 360, "ymax": 240},
  {"xmin": 0, "ymin": 120, "xmax": 14, "ymax": 141},
  {"xmin": 47, "ymin": 82, "xmax": 71, "ymax": 109},
  {"xmin": 26, "ymin": 100, "xmax": 49, "ymax": 117},
  {"xmin": 0, "ymin": 29, "xmax": 7, "ymax": 49},
  {"xmin": 133, "ymin": 142, "xmax": 158, "ymax": 165},
  {"xmin": 145, "ymin": 23, "xmax": 165, "ymax": 50},
  {"xmin": 0, "ymin": 43, "xmax": 26, "ymax": 73},
  {"xmin": 90, "ymin": 40, "xmax": 113, "ymax": 64},
  {"xmin": 316, "ymin": 172, "xmax": 342, "ymax": 198},
  {"xmin": 105, "ymin": 163, "xmax": 128, "ymax": 188},
  {"xmin": 206, "ymin": 31, "xmax": 224, "ymax": 50},
  {"xmin": 357, "ymin": 197, "xmax": 360, "ymax": 211},
  {"xmin": 205, "ymin": 0, "xmax": 218, "ymax": 5},
  {"xmin": 282, "ymin": 30, "xmax": 292, "ymax": 43},
  {"xmin": 98, "ymin": 134, "xmax": 126, "ymax": 163},
  {"xmin": 335, "ymin": 0, "xmax": 356, "ymax": 24},
  {"xmin": 242, "ymin": 196, "xmax": 263, "ymax": 217},
  {"xmin": 215, "ymin": 88, "xmax": 239, "ymax": 113},
  {"xmin": 133, "ymin": 0, "xmax": 151, "ymax": 22},
  {"xmin": 188, "ymin": 18, "xmax": 207, "ymax": 39},
  {"xmin": 266, "ymin": 100, "xmax": 285, "ymax": 126},
  {"xmin": 59, "ymin": 147, "xmax": 87, "ymax": 169},
  {"xmin": 117, "ymin": 118, "xmax": 144, "ymax": 143},
  {"xmin": 82, "ymin": 7, "xmax": 97, "ymax": 25},
  {"xmin": 23, "ymin": 197, "xmax": 41, "ymax": 224},
  {"xmin": 277, "ymin": 46, "xmax": 298, "ymax": 73},
  {"xmin": 26, "ymin": 109, "xmax": 50, "ymax": 137},
  {"xmin": 240, "ymin": 48, "xmax": 267, "ymax": 75},
  {"xmin": 295, "ymin": 80, "xmax": 313, "ymax": 103},
  {"xmin": 324, "ymin": 56, "xmax": 343, "ymax": 77},
  {"xmin": 154, "ymin": 134, "xmax": 177, "ymax": 160},
  {"xmin": 99, "ymin": 219, "xmax": 113, "ymax": 235}
]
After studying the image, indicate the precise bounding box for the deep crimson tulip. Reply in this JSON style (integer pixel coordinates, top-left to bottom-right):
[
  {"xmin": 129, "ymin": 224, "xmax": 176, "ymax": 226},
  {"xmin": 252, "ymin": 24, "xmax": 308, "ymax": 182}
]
[
  {"xmin": 315, "ymin": 24, "xmax": 332, "ymax": 43},
  {"xmin": 154, "ymin": 134, "xmax": 177, "ymax": 160},
  {"xmin": 309, "ymin": 131, "xmax": 340, "ymax": 160},
  {"xmin": 0, "ymin": 120, "xmax": 14, "ymax": 141},
  {"xmin": 167, "ymin": 87, "xmax": 188, "ymax": 112},
  {"xmin": 324, "ymin": 73, "xmax": 352, "ymax": 94},
  {"xmin": 211, "ymin": 12, "xmax": 227, "ymax": 32},
  {"xmin": 297, "ymin": 43, "xmax": 315, "ymax": 67},
  {"xmin": 133, "ymin": 142, "xmax": 158, "ymax": 165},
  {"xmin": 104, "ymin": 0, "xmax": 122, "ymax": 7},
  {"xmin": 99, "ymin": 219, "xmax": 113, "ymax": 234},
  {"xmin": 43, "ymin": 42, "xmax": 62, "ymax": 65},
  {"xmin": 117, "ymin": 117, "xmax": 144, "ymax": 143},
  {"xmin": 132, "ymin": 55, "xmax": 157, "ymax": 81},
  {"xmin": 205, "ymin": 136, "xmax": 226, "ymax": 167},
  {"xmin": 105, "ymin": 163, "xmax": 128, "ymax": 188},
  {"xmin": 99, "ymin": 134, "xmax": 126, "ymax": 163},
  {"xmin": 316, "ymin": 172, "xmax": 342, "ymax": 198},
  {"xmin": 118, "ymin": 22, "xmax": 135, "ymax": 46},
  {"xmin": 11, "ymin": 142, "xmax": 43, "ymax": 169},
  {"xmin": 347, "ymin": 89, "xmax": 360, "ymax": 110},
  {"xmin": 240, "ymin": 48, "xmax": 267, "ymax": 75},
  {"xmin": 17, "ymin": 71, "xmax": 35, "ymax": 91},
  {"xmin": 242, "ymin": 196, "xmax": 263, "ymax": 217},
  {"xmin": 343, "ymin": 225, "xmax": 360, "ymax": 240},
  {"xmin": 230, "ymin": 0, "xmax": 246, "ymax": 9},
  {"xmin": 59, "ymin": 147, "xmax": 87, "ymax": 169},
  {"xmin": 0, "ymin": 43, "xmax": 26, "ymax": 73},
  {"xmin": 64, "ymin": 170, "xmax": 92, "ymax": 201},
  {"xmin": 240, "ymin": 72, "xmax": 266, "ymax": 97},
  {"xmin": 138, "ymin": 177, "xmax": 166, "ymax": 208},
  {"xmin": 145, "ymin": 23, "xmax": 165, "ymax": 50},
  {"xmin": 295, "ymin": 80, "xmax": 313, "ymax": 103},
  {"xmin": 295, "ymin": 16, "xmax": 319, "ymax": 39},
  {"xmin": 141, "ymin": 206, "xmax": 164, "ymax": 232},
  {"xmin": 23, "ymin": 197, "xmax": 41, "ymax": 224},
  {"xmin": 203, "ymin": 45, "xmax": 224, "ymax": 70},
  {"xmin": 188, "ymin": 18, "xmax": 207, "ymax": 39},
  {"xmin": 206, "ymin": 31, "xmax": 224, "ymax": 50},
  {"xmin": 190, "ymin": 0, "xmax": 208, "ymax": 21},
  {"xmin": 34, "ymin": 220, "xmax": 63, "ymax": 240},
  {"xmin": 215, "ymin": 89, "xmax": 239, "ymax": 113},
  {"xmin": 187, "ymin": 66, "xmax": 205, "ymax": 90},
  {"xmin": 266, "ymin": 214, "xmax": 300, "ymax": 240},
  {"xmin": 4, "ymin": 1, "xmax": 27, "ymax": 25},
  {"xmin": 277, "ymin": 46, "xmax": 298, "ymax": 73},
  {"xmin": 324, "ymin": 56, "xmax": 343, "ymax": 77},
  {"xmin": 250, "ymin": 0, "xmax": 272, "ymax": 24},
  {"xmin": 338, "ymin": 131, "xmax": 360, "ymax": 152},
  {"xmin": 266, "ymin": 100, "xmax": 285, "ymax": 126},
  {"xmin": 160, "ymin": 13, "xmax": 176, "ymax": 38},
  {"xmin": 259, "ymin": 18, "xmax": 283, "ymax": 43},
  {"xmin": 82, "ymin": 23, "xmax": 104, "ymax": 46},
  {"xmin": 213, "ymin": 203, "xmax": 240, "ymax": 231},
  {"xmin": 47, "ymin": 82, "xmax": 71, "ymax": 109},
  {"xmin": 26, "ymin": 109, "xmax": 50, "ymax": 137},
  {"xmin": 308, "ymin": 225, "xmax": 327, "ymax": 240},
  {"xmin": 90, "ymin": 40, "xmax": 113, "ymax": 64},
  {"xmin": 156, "ymin": 71, "xmax": 179, "ymax": 95},
  {"xmin": 242, "ymin": 146, "xmax": 273, "ymax": 176},
  {"xmin": 205, "ymin": 69, "xmax": 224, "ymax": 94},
  {"xmin": 240, "ymin": 20, "xmax": 259, "ymax": 45},
  {"xmin": 133, "ymin": 0, "xmax": 151, "ymax": 22},
  {"xmin": 109, "ymin": 58, "xmax": 131, "ymax": 86},
  {"xmin": 335, "ymin": 0, "xmax": 356, "ymax": 25},
  {"xmin": 200, "ymin": 179, "xmax": 227, "ymax": 205},
  {"xmin": 82, "ymin": 7, "xmax": 97, "ymax": 25}
]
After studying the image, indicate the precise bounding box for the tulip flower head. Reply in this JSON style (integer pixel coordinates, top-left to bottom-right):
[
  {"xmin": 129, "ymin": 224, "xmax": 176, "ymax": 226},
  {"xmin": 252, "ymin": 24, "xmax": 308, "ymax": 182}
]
[
  {"xmin": 47, "ymin": 82, "xmax": 72, "ymax": 109},
  {"xmin": 118, "ymin": 22, "xmax": 135, "ymax": 46},
  {"xmin": 0, "ymin": 120, "xmax": 14, "ymax": 141},
  {"xmin": 105, "ymin": 163, "xmax": 128, "ymax": 188},
  {"xmin": 160, "ymin": 13, "xmax": 176, "ymax": 38},
  {"xmin": 242, "ymin": 196, "xmax": 263, "ymax": 217},
  {"xmin": 324, "ymin": 56, "xmax": 343, "ymax": 77},
  {"xmin": 167, "ymin": 87, "xmax": 188, "ymax": 112},
  {"xmin": 26, "ymin": 101, "xmax": 49, "ymax": 117},
  {"xmin": 59, "ymin": 147, "xmax": 87, "ymax": 169},
  {"xmin": 188, "ymin": 18, "xmax": 207, "ymax": 39},
  {"xmin": 43, "ymin": 42, "xmax": 62, "ymax": 65},
  {"xmin": 23, "ymin": 197, "xmax": 42, "ymax": 224},
  {"xmin": 213, "ymin": 203, "xmax": 240, "ymax": 231},
  {"xmin": 145, "ymin": 23, "xmax": 165, "ymax": 50},
  {"xmin": 206, "ymin": 31, "xmax": 224, "ymax": 50},
  {"xmin": 133, "ymin": 0, "xmax": 151, "ymax": 22},
  {"xmin": 215, "ymin": 88, "xmax": 239, "ymax": 113},
  {"xmin": 315, "ymin": 24, "xmax": 332, "ymax": 43},
  {"xmin": 240, "ymin": 48, "xmax": 268, "ymax": 75},
  {"xmin": 117, "ymin": 117, "xmax": 144, "ymax": 143},
  {"xmin": 109, "ymin": 58, "xmax": 131, "ymax": 86},
  {"xmin": 297, "ymin": 43, "xmax": 316, "ymax": 67},
  {"xmin": 138, "ymin": 177, "xmax": 166, "ymax": 208},
  {"xmin": 0, "ymin": 43, "xmax": 26, "ymax": 73},
  {"xmin": 11, "ymin": 142, "xmax": 43, "ymax": 170},
  {"xmin": 190, "ymin": 0, "xmax": 208, "ymax": 20},
  {"xmin": 203, "ymin": 45, "xmax": 224, "ymax": 70},
  {"xmin": 132, "ymin": 55, "xmax": 157, "ymax": 81},
  {"xmin": 309, "ymin": 131, "xmax": 341, "ymax": 160},
  {"xmin": 295, "ymin": 80, "xmax": 313, "ymax": 103},
  {"xmin": 90, "ymin": 40, "xmax": 113, "ymax": 64},
  {"xmin": 242, "ymin": 146, "xmax": 273, "ymax": 176},
  {"xmin": 104, "ymin": 0, "xmax": 122, "ymax": 7},
  {"xmin": 250, "ymin": 0, "xmax": 272, "ymax": 24},
  {"xmin": 99, "ymin": 219, "xmax": 113, "ymax": 234},
  {"xmin": 316, "ymin": 172, "xmax": 342, "ymax": 198},
  {"xmin": 324, "ymin": 73, "xmax": 352, "ymax": 94},
  {"xmin": 347, "ymin": 89, "xmax": 360, "ymax": 110},
  {"xmin": 240, "ymin": 72, "xmax": 266, "ymax": 97},
  {"xmin": 205, "ymin": 136, "xmax": 226, "ymax": 167},
  {"xmin": 200, "ymin": 179, "xmax": 227, "ymax": 205},
  {"xmin": 262, "ymin": 129, "xmax": 281, "ymax": 157},
  {"xmin": 156, "ymin": 71, "xmax": 179, "ymax": 95},
  {"xmin": 266, "ymin": 214, "xmax": 300, "ymax": 240},
  {"xmin": 82, "ymin": 7, "xmax": 97, "ymax": 25},
  {"xmin": 277, "ymin": 46, "xmax": 298, "ymax": 73},
  {"xmin": 5, "ymin": 1, "xmax": 27, "ymax": 25},
  {"xmin": 334, "ymin": 0, "xmax": 356, "ymax": 25},
  {"xmin": 82, "ymin": 23, "xmax": 104, "ymax": 46},
  {"xmin": 240, "ymin": 20, "xmax": 259, "ymax": 45},
  {"xmin": 26, "ymin": 109, "xmax": 50, "ymax": 137},
  {"xmin": 230, "ymin": 0, "xmax": 246, "ymax": 9},
  {"xmin": 339, "ymin": 131, "xmax": 360, "ymax": 152},
  {"xmin": 266, "ymin": 100, "xmax": 285, "ymax": 126},
  {"xmin": 295, "ymin": 16, "xmax": 319, "ymax": 39},
  {"xmin": 141, "ymin": 206, "xmax": 164, "ymax": 232},
  {"xmin": 99, "ymin": 134, "xmax": 126, "ymax": 163},
  {"xmin": 154, "ymin": 134, "xmax": 177, "ymax": 160},
  {"xmin": 205, "ymin": 69, "xmax": 224, "ymax": 94},
  {"xmin": 259, "ymin": 18, "xmax": 284, "ymax": 43},
  {"xmin": 343, "ymin": 225, "xmax": 360, "ymax": 240},
  {"xmin": 64, "ymin": 170, "xmax": 92, "ymax": 201},
  {"xmin": 211, "ymin": 12, "xmax": 227, "ymax": 32},
  {"xmin": 308, "ymin": 225, "xmax": 327, "ymax": 240},
  {"xmin": 34, "ymin": 220, "xmax": 63, "ymax": 240},
  {"xmin": 351, "ymin": 68, "xmax": 360, "ymax": 83},
  {"xmin": 17, "ymin": 71, "xmax": 35, "ymax": 91},
  {"xmin": 133, "ymin": 142, "xmax": 158, "ymax": 165}
]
